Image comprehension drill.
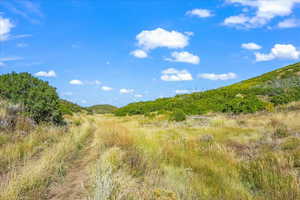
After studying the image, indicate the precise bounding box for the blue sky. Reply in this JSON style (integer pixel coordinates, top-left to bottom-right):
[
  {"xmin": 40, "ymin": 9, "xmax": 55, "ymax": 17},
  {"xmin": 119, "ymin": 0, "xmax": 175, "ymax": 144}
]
[{"xmin": 1, "ymin": 0, "xmax": 300, "ymax": 107}]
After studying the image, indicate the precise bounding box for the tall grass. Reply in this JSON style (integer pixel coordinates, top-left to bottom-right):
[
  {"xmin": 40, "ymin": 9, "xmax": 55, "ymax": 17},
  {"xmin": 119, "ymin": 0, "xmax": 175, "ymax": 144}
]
[
  {"xmin": 0, "ymin": 117, "xmax": 94, "ymax": 200},
  {"xmin": 88, "ymin": 109, "xmax": 300, "ymax": 200},
  {"xmin": 0, "ymin": 126, "xmax": 65, "ymax": 173}
]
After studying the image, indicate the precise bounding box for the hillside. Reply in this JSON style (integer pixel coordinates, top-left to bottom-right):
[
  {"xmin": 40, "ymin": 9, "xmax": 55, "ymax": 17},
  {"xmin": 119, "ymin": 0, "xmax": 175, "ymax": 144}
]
[
  {"xmin": 115, "ymin": 62, "xmax": 300, "ymax": 116},
  {"xmin": 87, "ymin": 104, "xmax": 118, "ymax": 114},
  {"xmin": 59, "ymin": 99, "xmax": 86, "ymax": 115}
]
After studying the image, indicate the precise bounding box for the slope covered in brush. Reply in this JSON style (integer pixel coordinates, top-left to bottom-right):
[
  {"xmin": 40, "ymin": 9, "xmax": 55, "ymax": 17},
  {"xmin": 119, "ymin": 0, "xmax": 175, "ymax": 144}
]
[
  {"xmin": 115, "ymin": 62, "xmax": 300, "ymax": 116},
  {"xmin": 87, "ymin": 104, "xmax": 118, "ymax": 114}
]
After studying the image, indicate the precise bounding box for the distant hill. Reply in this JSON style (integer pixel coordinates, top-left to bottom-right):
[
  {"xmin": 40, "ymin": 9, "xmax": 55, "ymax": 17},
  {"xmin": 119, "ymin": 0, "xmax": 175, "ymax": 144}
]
[
  {"xmin": 115, "ymin": 62, "xmax": 300, "ymax": 116},
  {"xmin": 87, "ymin": 104, "xmax": 118, "ymax": 114}
]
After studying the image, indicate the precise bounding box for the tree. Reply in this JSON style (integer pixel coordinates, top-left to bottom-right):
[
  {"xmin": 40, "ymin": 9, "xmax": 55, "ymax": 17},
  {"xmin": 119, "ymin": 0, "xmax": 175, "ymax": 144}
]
[{"xmin": 0, "ymin": 72, "xmax": 63, "ymax": 124}]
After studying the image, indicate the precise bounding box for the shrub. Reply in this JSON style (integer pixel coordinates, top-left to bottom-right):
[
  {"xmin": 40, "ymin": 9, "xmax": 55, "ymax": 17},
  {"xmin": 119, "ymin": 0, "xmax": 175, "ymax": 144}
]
[
  {"xmin": 0, "ymin": 72, "xmax": 63, "ymax": 124},
  {"xmin": 169, "ymin": 109, "xmax": 186, "ymax": 122},
  {"xmin": 222, "ymin": 95, "xmax": 265, "ymax": 114}
]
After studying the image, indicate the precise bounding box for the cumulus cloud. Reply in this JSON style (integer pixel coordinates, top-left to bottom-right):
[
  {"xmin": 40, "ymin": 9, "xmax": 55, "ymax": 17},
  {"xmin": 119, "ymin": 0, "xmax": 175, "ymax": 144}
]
[
  {"xmin": 161, "ymin": 68, "xmax": 193, "ymax": 82},
  {"xmin": 198, "ymin": 72, "xmax": 237, "ymax": 80},
  {"xmin": 134, "ymin": 94, "xmax": 143, "ymax": 98},
  {"xmin": 136, "ymin": 28, "xmax": 189, "ymax": 50},
  {"xmin": 35, "ymin": 70, "xmax": 56, "ymax": 77},
  {"xmin": 101, "ymin": 86, "xmax": 113, "ymax": 91},
  {"xmin": 120, "ymin": 88, "xmax": 134, "ymax": 94},
  {"xmin": 278, "ymin": 18, "xmax": 300, "ymax": 28},
  {"xmin": 166, "ymin": 51, "xmax": 200, "ymax": 64},
  {"xmin": 69, "ymin": 80, "xmax": 83, "ymax": 85},
  {"xmin": 242, "ymin": 42, "xmax": 262, "ymax": 50},
  {"xmin": 224, "ymin": 15, "xmax": 250, "ymax": 26},
  {"xmin": 0, "ymin": 17, "xmax": 14, "ymax": 41},
  {"xmin": 225, "ymin": 0, "xmax": 300, "ymax": 28},
  {"xmin": 130, "ymin": 49, "xmax": 148, "ymax": 58},
  {"xmin": 255, "ymin": 44, "xmax": 300, "ymax": 62},
  {"xmin": 186, "ymin": 9, "xmax": 213, "ymax": 18}
]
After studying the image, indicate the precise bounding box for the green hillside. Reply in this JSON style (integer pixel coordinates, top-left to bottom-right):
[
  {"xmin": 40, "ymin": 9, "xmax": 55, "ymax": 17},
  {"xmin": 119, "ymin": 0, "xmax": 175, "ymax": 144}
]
[
  {"xmin": 87, "ymin": 104, "xmax": 118, "ymax": 114},
  {"xmin": 59, "ymin": 99, "xmax": 86, "ymax": 115},
  {"xmin": 115, "ymin": 62, "xmax": 300, "ymax": 116}
]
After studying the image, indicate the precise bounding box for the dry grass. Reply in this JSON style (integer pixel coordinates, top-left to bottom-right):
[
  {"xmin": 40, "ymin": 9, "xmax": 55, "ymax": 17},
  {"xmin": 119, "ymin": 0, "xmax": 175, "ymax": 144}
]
[
  {"xmin": 0, "ymin": 116, "xmax": 95, "ymax": 200},
  {"xmin": 1, "ymin": 102, "xmax": 300, "ymax": 200}
]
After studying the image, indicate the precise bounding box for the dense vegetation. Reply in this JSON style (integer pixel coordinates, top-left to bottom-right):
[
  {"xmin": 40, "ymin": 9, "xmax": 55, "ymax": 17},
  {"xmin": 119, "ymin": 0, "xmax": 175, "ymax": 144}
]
[
  {"xmin": 115, "ymin": 62, "xmax": 300, "ymax": 116},
  {"xmin": 87, "ymin": 104, "xmax": 118, "ymax": 114},
  {"xmin": 59, "ymin": 99, "xmax": 86, "ymax": 115},
  {"xmin": 0, "ymin": 72, "xmax": 63, "ymax": 124}
]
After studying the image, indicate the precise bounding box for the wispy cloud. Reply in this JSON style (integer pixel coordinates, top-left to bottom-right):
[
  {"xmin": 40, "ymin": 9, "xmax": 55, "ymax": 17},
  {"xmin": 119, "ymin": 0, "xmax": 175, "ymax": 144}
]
[
  {"xmin": 198, "ymin": 72, "xmax": 237, "ymax": 81},
  {"xmin": 0, "ymin": 0, "xmax": 43, "ymax": 24}
]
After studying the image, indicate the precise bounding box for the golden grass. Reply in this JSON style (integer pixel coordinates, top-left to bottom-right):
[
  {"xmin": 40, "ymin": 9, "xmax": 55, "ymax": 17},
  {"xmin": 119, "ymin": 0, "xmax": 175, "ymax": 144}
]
[
  {"xmin": 1, "ymin": 105, "xmax": 300, "ymax": 200},
  {"xmin": 0, "ymin": 116, "xmax": 94, "ymax": 200},
  {"xmin": 0, "ymin": 126, "xmax": 65, "ymax": 173},
  {"xmin": 87, "ymin": 109, "xmax": 300, "ymax": 200}
]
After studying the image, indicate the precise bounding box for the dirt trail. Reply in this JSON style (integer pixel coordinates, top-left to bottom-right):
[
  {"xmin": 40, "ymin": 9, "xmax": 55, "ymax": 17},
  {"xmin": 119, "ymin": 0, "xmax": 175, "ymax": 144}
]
[{"xmin": 45, "ymin": 134, "xmax": 99, "ymax": 200}]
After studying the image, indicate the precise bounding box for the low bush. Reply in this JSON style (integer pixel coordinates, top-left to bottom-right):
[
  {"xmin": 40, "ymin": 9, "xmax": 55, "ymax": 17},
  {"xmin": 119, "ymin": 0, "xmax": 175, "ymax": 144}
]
[{"xmin": 169, "ymin": 109, "xmax": 186, "ymax": 122}]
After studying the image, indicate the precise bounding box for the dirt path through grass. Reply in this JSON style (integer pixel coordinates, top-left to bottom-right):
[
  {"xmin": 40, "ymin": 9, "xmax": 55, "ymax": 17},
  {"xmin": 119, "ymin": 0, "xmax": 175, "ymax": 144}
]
[
  {"xmin": 0, "ymin": 117, "xmax": 95, "ymax": 200},
  {"xmin": 45, "ymin": 138, "xmax": 96, "ymax": 200}
]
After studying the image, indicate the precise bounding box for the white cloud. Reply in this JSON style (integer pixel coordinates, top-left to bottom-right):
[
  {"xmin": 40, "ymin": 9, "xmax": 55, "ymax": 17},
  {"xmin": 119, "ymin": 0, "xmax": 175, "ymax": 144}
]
[
  {"xmin": 225, "ymin": 0, "xmax": 300, "ymax": 28},
  {"xmin": 184, "ymin": 31, "xmax": 194, "ymax": 36},
  {"xmin": 134, "ymin": 94, "xmax": 143, "ymax": 98},
  {"xmin": 278, "ymin": 18, "xmax": 300, "ymax": 28},
  {"xmin": 0, "ymin": 17, "xmax": 14, "ymax": 41},
  {"xmin": 136, "ymin": 28, "xmax": 189, "ymax": 50},
  {"xmin": 166, "ymin": 51, "xmax": 200, "ymax": 64},
  {"xmin": 120, "ymin": 88, "xmax": 134, "ymax": 94},
  {"xmin": 0, "ymin": 62, "xmax": 5, "ymax": 67},
  {"xmin": 175, "ymin": 89, "xmax": 191, "ymax": 94},
  {"xmin": 95, "ymin": 80, "xmax": 101, "ymax": 85},
  {"xmin": 242, "ymin": 42, "xmax": 262, "ymax": 50},
  {"xmin": 131, "ymin": 49, "xmax": 148, "ymax": 58},
  {"xmin": 224, "ymin": 15, "xmax": 250, "ymax": 26},
  {"xmin": 255, "ymin": 44, "xmax": 300, "ymax": 62},
  {"xmin": 101, "ymin": 86, "xmax": 113, "ymax": 91},
  {"xmin": 198, "ymin": 72, "xmax": 237, "ymax": 80},
  {"xmin": 161, "ymin": 68, "xmax": 193, "ymax": 82},
  {"xmin": 186, "ymin": 9, "xmax": 213, "ymax": 18},
  {"xmin": 35, "ymin": 70, "xmax": 56, "ymax": 77},
  {"xmin": 69, "ymin": 80, "xmax": 83, "ymax": 85}
]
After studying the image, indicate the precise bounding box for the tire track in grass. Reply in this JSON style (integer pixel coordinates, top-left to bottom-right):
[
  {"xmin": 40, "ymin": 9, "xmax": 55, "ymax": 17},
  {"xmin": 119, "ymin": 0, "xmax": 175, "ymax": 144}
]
[
  {"xmin": 45, "ymin": 118, "xmax": 104, "ymax": 200},
  {"xmin": 0, "ymin": 117, "xmax": 95, "ymax": 200}
]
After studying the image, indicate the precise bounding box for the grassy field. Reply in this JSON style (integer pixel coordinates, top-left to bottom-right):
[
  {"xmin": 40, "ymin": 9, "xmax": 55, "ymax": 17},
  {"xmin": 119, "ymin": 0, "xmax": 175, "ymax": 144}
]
[{"xmin": 1, "ymin": 102, "xmax": 300, "ymax": 200}]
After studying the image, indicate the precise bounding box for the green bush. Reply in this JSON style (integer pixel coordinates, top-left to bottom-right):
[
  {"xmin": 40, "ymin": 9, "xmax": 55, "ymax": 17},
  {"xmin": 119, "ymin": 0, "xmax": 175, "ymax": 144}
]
[
  {"xmin": 222, "ymin": 95, "xmax": 265, "ymax": 114},
  {"xmin": 169, "ymin": 109, "xmax": 186, "ymax": 122},
  {"xmin": 0, "ymin": 72, "xmax": 63, "ymax": 124}
]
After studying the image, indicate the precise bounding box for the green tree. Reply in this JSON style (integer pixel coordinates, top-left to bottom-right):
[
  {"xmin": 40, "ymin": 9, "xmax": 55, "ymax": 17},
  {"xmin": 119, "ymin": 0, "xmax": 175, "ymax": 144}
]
[{"xmin": 0, "ymin": 72, "xmax": 63, "ymax": 124}]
